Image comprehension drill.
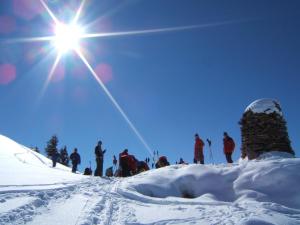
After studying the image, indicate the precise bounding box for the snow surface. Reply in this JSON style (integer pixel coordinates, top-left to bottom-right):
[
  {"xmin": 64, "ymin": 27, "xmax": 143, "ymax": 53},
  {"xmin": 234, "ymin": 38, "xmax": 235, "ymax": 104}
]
[
  {"xmin": 0, "ymin": 134, "xmax": 300, "ymax": 225},
  {"xmin": 245, "ymin": 99, "xmax": 283, "ymax": 116},
  {"xmin": 0, "ymin": 135, "xmax": 85, "ymax": 190}
]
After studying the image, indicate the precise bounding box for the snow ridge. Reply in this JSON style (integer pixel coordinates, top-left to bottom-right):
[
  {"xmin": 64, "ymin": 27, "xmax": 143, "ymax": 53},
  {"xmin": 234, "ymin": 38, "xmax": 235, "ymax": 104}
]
[{"xmin": 1, "ymin": 135, "xmax": 300, "ymax": 225}]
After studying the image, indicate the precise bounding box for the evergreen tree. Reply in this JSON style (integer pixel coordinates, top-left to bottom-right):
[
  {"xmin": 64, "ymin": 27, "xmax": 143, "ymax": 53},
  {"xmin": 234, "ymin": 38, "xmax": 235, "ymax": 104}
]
[
  {"xmin": 45, "ymin": 135, "xmax": 59, "ymax": 158},
  {"xmin": 59, "ymin": 146, "xmax": 69, "ymax": 166}
]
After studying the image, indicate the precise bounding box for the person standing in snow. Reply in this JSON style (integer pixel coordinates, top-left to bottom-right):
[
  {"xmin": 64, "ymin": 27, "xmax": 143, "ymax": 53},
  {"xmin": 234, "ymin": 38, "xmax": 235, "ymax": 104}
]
[
  {"xmin": 194, "ymin": 133, "xmax": 205, "ymax": 164},
  {"xmin": 223, "ymin": 132, "xmax": 235, "ymax": 163},
  {"xmin": 70, "ymin": 148, "xmax": 81, "ymax": 173},
  {"xmin": 52, "ymin": 151, "xmax": 60, "ymax": 167},
  {"xmin": 94, "ymin": 141, "xmax": 106, "ymax": 176}
]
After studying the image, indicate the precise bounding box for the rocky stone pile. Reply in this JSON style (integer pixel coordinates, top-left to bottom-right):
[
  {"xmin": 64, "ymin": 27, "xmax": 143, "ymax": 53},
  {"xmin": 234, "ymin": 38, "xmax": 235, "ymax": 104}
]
[{"xmin": 239, "ymin": 99, "xmax": 294, "ymax": 159}]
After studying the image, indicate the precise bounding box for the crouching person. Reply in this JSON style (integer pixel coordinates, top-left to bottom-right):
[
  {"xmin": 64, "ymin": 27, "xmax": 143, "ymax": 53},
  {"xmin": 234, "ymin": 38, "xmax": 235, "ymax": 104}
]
[
  {"xmin": 70, "ymin": 148, "xmax": 81, "ymax": 173},
  {"xmin": 155, "ymin": 156, "xmax": 170, "ymax": 168},
  {"xmin": 105, "ymin": 167, "xmax": 113, "ymax": 177},
  {"xmin": 119, "ymin": 153, "xmax": 137, "ymax": 177},
  {"xmin": 137, "ymin": 160, "xmax": 150, "ymax": 174}
]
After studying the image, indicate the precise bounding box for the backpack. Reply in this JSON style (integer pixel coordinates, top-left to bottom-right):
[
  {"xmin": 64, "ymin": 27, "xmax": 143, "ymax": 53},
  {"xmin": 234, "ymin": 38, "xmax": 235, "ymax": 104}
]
[
  {"xmin": 84, "ymin": 167, "xmax": 92, "ymax": 175},
  {"xmin": 105, "ymin": 167, "xmax": 113, "ymax": 177}
]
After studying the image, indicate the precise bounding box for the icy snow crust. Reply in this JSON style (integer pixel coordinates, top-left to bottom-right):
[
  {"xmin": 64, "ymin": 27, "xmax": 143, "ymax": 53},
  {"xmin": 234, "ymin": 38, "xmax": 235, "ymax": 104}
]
[
  {"xmin": 1, "ymin": 135, "xmax": 300, "ymax": 225},
  {"xmin": 245, "ymin": 98, "xmax": 283, "ymax": 116}
]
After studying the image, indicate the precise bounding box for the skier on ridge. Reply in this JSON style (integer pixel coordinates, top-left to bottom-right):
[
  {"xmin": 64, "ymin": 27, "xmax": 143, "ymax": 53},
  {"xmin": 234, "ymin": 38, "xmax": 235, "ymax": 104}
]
[
  {"xmin": 223, "ymin": 132, "xmax": 235, "ymax": 163},
  {"xmin": 194, "ymin": 133, "xmax": 205, "ymax": 164},
  {"xmin": 94, "ymin": 141, "xmax": 106, "ymax": 177}
]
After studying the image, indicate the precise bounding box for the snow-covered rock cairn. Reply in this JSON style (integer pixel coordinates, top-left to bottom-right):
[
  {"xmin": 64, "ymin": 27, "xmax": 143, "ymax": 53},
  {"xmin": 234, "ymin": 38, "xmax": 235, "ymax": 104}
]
[{"xmin": 239, "ymin": 99, "xmax": 294, "ymax": 159}]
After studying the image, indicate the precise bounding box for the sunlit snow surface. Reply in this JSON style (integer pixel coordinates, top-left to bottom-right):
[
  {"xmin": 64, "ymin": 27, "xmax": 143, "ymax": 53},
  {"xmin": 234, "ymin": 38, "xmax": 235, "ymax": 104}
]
[
  {"xmin": 245, "ymin": 98, "xmax": 283, "ymax": 116},
  {"xmin": 0, "ymin": 134, "xmax": 300, "ymax": 225}
]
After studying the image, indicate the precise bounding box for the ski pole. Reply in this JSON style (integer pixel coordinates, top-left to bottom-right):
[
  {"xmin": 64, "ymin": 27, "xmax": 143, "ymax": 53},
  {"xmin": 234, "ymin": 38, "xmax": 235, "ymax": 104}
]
[{"xmin": 206, "ymin": 139, "xmax": 214, "ymax": 164}]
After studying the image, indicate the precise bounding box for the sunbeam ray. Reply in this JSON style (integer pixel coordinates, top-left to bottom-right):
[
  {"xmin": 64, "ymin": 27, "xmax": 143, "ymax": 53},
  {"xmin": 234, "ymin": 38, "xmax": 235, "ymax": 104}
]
[
  {"xmin": 2, "ymin": 0, "xmax": 257, "ymax": 159},
  {"xmin": 73, "ymin": 0, "xmax": 86, "ymax": 24},
  {"xmin": 76, "ymin": 49, "xmax": 153, "ymax": 156},
  {"xmin": 80, "ymin": 19, "xmax": 251, "ymax": 40},
  {"xmin": 40, "ymin": 0, "xmax": 60, "ymax": 24},
  {"xmin": 38, "ymin": 52, "xmax": 62, "ymax": 102},
  {"xmin": 3, "ymin": 36, "xmax": 54, "ymax": 44}
]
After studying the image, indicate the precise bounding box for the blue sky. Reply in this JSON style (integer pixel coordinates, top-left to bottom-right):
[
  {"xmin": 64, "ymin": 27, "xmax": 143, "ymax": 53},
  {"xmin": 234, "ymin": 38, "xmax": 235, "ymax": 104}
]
[{"xmin": 0, "ymin": 0, "xmax": 299, "ymax": 172}]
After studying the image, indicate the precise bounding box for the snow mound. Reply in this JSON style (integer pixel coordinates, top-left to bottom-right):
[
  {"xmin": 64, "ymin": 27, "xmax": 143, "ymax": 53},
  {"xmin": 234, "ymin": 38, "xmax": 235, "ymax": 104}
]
[
  {"xmin": 121, "ymin": 154, "xmax": 300, "ymax": 209},
  {"xmin": 122, "ymin": 165, "xmax": 237, "ymax": 201},
  {"xmin": 245, "ymin": 98, "xmax": 283, "ymax": 116},
  {"xmin": 257, "ymin": 151, "xmax": 295, "ymax": 160},
  {"xmin": 0, "ymin": 134, "xmax": 84, "ymax": 189}
]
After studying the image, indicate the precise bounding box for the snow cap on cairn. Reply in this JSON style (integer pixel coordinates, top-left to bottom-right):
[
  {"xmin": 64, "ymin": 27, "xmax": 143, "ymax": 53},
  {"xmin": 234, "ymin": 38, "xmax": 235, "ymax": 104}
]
[
  {"xmin": 240, "ymin": 98, "xmax": 294, "ymax": 159},
  {"xmin": 245, "ymin": 98, "xmax": 283, "ymax": 116}
]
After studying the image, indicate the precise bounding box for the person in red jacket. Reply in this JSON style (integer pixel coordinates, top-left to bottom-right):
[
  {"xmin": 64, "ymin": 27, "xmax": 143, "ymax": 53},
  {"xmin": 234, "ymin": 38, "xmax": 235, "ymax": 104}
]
[
  {"xmin": 194, "ymin": 133, "xmax": 205, "ymax": 164},
  {"xmin": 223, "ymin": 132, "xmax": 235, "ymax": 163}
]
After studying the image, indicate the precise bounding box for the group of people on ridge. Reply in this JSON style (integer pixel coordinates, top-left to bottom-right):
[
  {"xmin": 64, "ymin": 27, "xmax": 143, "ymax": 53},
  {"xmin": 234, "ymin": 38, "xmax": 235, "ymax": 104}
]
[
  {"xmin": 51, "ymin": 148, "xmax": 81, "ymax": 173},
  {"xmin": 117, "ymin": 149, "xmax": 151, "ymax": 177},
  {"xmin": 194, "ymin": 132, "xmax": 235, "ymax": 164},
  {"xmin": 51, "ymin": 132, "xmax": 235, "ymax": 176}
]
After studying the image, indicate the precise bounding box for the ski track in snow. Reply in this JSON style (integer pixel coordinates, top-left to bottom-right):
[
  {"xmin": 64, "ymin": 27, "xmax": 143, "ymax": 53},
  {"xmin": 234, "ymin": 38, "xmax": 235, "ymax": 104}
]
[
  {"xmin": 0, "ymin": 177, "xmax": 128, "ymax": 225},
  {"xmin": 0, "ymin": 181, "xmax": 81, "ymax": 225},
  {"xmin": 0, "ymin": 175, "xmax": 300, "ymax": 225}
]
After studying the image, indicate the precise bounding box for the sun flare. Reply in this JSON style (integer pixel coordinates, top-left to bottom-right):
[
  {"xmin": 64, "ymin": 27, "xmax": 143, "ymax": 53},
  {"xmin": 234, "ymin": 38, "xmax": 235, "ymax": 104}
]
[
  {"xmin": 53, "ymin": 23, "xmax": 84, "ymax": 53},
  {"xmin": 6, "ymin": 0, "xmax": 235, "ymax": 156}
]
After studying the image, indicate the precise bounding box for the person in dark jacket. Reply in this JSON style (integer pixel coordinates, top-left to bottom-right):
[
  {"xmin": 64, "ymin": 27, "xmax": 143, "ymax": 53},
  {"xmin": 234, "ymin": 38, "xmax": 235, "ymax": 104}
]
[
  {"xmin": 105, "ymin": 167, "xmax": 114, "ymax": 177},
  {"xmin": 223, "ymin": 132, "xmax": 235, "ymax": 163},
  {"xmin": 52, "ymin": 151, "xmax": 60, "ymax": 167},
  {"xmin": 70, "ymin": 148, "xmax": 81, "ymax": 173},
  {"xmin": 179, "ymin": 158, "xmax": 186, "ymax": 164},
  {"xmin": 137, "ymin": 160, "xmax": 150, "ymax": 174},
  {"xmin": 94, "ymin": 141, "xmax": 106, "ymax": 176}
]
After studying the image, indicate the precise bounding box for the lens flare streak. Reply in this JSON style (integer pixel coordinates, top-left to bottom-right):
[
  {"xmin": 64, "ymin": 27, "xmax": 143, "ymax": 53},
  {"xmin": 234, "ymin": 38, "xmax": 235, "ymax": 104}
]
[
  {"xmin": 73, "ymin": 0, "xmax": 86, "ymax": 24},
  {"xmin": 3, "ymin": 0, "xmax": 256, "ymax": 157},
  {"xmin": 80, "ymin": 20, "xmax": 247, "ymax": 39},
  {"xmin": 76, "ymin": 49, "xmax": 153, "ymax": 156},
  {"xmin": 40, "ymin": 0, "xmax": 59, "ymax": 24},
  {"xmin": 4, "ymin": 36, "xmax": 54, "ymax": 44}
]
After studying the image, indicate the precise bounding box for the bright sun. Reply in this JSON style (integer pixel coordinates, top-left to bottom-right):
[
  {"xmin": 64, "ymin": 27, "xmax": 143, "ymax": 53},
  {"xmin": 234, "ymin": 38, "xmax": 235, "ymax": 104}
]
[{"xmin": 53, "ymin": 23, "xmax": 84, "ymax": 53}]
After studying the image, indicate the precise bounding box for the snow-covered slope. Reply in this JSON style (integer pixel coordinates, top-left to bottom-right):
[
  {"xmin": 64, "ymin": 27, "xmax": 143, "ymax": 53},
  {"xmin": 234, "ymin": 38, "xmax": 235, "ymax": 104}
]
[
  {"xmin": 0, "ymin": 135, "xmax": 300, "ymax": 225},
  {"xmin": 0, "ymin": 135, "xmax": 84, "ymax": 190}
]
